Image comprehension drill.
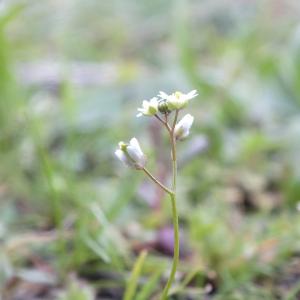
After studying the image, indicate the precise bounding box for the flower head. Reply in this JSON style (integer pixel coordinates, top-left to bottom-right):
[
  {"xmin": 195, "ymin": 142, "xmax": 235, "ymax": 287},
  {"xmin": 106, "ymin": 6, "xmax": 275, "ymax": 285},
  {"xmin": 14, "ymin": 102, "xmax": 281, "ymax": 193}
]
[
  {"xmin": 137, "ymin": 97, "xmax": 159, "ymax": 117},
  {"xmin": 115, "ymin": 138, "xmax": 146, "ymax": 169},
  {"xmin": 174, "ymin": 114, "xmax": 194, "ymax": 140},
  {"xmin": 158, "ymin": 90, "xmax": 198, "ymax": 110}
]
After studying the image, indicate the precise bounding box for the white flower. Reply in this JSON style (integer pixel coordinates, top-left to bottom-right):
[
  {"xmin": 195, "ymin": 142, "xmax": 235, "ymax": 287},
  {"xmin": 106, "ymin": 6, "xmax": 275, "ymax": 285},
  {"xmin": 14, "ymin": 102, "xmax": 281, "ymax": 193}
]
[
  {"xmin": 158, "ymin": 90, "xmax": 198, "ymax": 110},
  {"xmin": 174, "ymin": 114, "xmax": 194, "ymax": 140},
  {"xmin": 115, "ymin": 138, "xmax": 146, "ymax": 169},
  {"xmin": 137, "ymin": 97, "xmax": 159, "ymax": 117}
]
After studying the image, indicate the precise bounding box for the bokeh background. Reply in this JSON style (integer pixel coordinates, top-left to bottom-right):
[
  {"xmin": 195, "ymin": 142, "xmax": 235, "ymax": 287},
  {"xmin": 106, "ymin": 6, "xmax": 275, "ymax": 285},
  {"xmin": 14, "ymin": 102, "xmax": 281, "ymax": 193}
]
[{"xmin": 2, "ymin": 0, "xmax": 300, "ymax": 299}]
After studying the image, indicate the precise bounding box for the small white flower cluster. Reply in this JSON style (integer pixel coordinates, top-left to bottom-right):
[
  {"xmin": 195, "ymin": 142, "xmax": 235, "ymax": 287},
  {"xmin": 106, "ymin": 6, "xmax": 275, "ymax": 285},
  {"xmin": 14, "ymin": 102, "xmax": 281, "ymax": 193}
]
[
  {"xmin": 158, "ymin": 90, "xmax": 197, "ymax": 111},
  {"xmin": 115, "ymin": 90, "xmax": 197, "ymax": 169},
  {"xmin": 137, "ymin": 90, "xmax": 197, "ymax": 117}
]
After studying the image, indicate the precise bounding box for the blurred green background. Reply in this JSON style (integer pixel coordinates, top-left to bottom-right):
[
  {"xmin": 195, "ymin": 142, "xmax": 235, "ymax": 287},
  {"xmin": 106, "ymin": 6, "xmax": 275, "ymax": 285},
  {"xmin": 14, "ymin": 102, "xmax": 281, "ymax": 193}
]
[{"xmin": 2, "ymin": 0, "xmax": 300, "ymax": 299}]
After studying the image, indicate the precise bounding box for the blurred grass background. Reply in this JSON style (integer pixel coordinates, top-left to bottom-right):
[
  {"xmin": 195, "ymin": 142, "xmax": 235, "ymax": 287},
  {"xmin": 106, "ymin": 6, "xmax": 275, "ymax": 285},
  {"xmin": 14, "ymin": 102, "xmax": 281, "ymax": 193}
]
[{"xmin": 2, "ymin": 0, "xmax": 300, "ymax": 299}]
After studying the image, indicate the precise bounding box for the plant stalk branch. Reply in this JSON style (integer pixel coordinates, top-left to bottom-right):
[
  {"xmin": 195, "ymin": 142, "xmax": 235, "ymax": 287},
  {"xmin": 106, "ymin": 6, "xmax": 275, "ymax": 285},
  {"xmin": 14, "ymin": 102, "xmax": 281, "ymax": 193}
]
[{"xmin": 142, "ymin": 167, "xmax": 173, "ymax": 196}]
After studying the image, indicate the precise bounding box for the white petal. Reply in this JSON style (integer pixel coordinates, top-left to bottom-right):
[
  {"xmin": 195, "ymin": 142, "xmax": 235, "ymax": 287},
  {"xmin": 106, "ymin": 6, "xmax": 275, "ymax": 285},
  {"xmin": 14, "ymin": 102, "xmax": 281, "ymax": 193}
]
[
  {"xmin": 115, "ymin": 149, "xmax": 136, "ymax": 168},
  {"xmin": 115, "ymin": 150, "xmax": 127, "ymax": 163},
  {"xmin": 129, "ymin": 138, "xmax": 143, "ymax": 155},
  {"xmin": 182, "ymin": 114, "xmax": 194, "ymax": 127},
  {"xmin": 186, "ymin": 90, "xmax": 198, "ymax": 99},
  {"xmin": 125, "ymin": 138, "xmax": 145, "ymax": 167},
  {"xmin": 127, "ymin": 146, "xmax": 140, "ymax": 162},
  {"xmin": 141, "ymin": 100, "xmax": 150, "ymax": 109},
  {"xmin": 184, "ymin": 115, "xmax": 194, "ymax": 131},
  {"xmin": 175, "ymin": 114, "xmax": 194, "ymax": 140},
  {"xmin": 188, "ymin": 89, "xmax": 197, "ymax": 96},
  {"xmin": 149, "ymin": 97, "xmax": 158, "ymax": 105},
  {"xmin": 158, "ymin": 91, "xmax": 169, "ymax": 99}
]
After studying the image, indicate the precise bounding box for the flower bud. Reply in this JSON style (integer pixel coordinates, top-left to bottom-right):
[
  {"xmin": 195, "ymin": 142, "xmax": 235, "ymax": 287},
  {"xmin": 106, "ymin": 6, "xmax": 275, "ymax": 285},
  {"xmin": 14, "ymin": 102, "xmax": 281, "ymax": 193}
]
[
  {"xmin": 158, "ymin": 90, "xmax": 198, "ymax": 111},
  {"xmin": 115, "ymin": 138, "xmax": 146, "ymax": 169},
  {"xmin": 158, "ymin": 99, "xmax": 171, "ymax": 114},
  {"xmin": 137, "ymin": 97, "xmax": 159, "ymax": 117},
  {"xmin": 174, "ymin": 114, "xmax": 194, "ymax": 140}
]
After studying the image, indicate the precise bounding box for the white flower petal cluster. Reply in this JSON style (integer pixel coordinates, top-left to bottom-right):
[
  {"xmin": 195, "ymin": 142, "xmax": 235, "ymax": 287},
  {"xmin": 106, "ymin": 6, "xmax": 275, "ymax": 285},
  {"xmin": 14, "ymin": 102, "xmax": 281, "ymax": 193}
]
[
  {"xmin": 137, "ymin": 97, "xmax": 159, "ymax": 117},
  {"xmin": 174, "ymin": 114, "xmax": 194, "ymax": 140},
  {"xmin": 158, "ymin": 90, "xmax": 198, "ymax": 110},
  {"xmin": 116, "ymin": 89, "xmax": 197, "ymax": 170},
  {"xmin": 115, "ymin": 138, "xmax": 146, "ymax": 169}
]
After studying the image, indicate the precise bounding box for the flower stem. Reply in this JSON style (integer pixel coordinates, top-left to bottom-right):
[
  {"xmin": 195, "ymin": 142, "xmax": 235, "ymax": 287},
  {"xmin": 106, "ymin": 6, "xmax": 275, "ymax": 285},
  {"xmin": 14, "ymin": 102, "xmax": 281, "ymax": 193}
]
[
  {"xmin": 161, "ymin": 111, "xmax": 179, "ymax": 299},
  {"xmin": 154, "ymin": 114, "xmax": 172, "ymax": 133},
  {"xmin": 161, "ymin": 181, "xmax": 179, "ymax": 300},
  {"xmin": 142, "ymin": 167, "xmax": 173, "ymax": 196}
]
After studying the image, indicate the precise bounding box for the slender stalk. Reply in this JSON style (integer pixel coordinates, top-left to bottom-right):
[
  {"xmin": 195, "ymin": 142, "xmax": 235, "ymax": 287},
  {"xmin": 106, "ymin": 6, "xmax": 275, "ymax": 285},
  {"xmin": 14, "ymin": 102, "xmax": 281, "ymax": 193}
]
[
  {"xmin": 154, "ymin": 114, "xmax": 172, "ymax": 133},
  {"xmin": 154, "ymin": 114, "xmax": 166, "ymax": 125},
  {"xmin": 142, "ymin": 167, "xmax": 173, "ymax": 196},
  {"xmin": 149, "ymin": 110, "xmax": 181, "ymax": 298},
  {"xmin": 161, "ymin": 192, "xmax": 179, "ymax": 300},
  {"xmin": 161, "ymin": 110, "xmax": 180, "ymax": 300}
]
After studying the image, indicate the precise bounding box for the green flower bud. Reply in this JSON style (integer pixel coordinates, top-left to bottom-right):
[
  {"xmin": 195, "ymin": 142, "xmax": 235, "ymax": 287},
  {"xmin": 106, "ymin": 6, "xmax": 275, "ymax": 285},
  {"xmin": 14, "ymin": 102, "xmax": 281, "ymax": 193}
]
[{"xmin": 158, "ymin": 99, "xmax": 171, "ymax": 114}]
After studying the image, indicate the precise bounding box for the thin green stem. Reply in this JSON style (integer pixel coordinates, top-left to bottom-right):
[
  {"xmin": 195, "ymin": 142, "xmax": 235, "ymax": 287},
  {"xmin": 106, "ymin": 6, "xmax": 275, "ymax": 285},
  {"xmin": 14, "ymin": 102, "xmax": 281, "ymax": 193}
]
[
  {"xmin": 154, "ymin": 114, "xmax": 166, "ymax": 125},
  {"xmin": 154, "ymin": 114, "xmax": 172, "ymax": 133},
  {"xmin": 161, "ymin": 185, "xmax": 179, "ymax": 300},
  {"xmin": 142, "ymin": 167, "xmax": 173, "ymax": 196},
  {"xmin": 152, "ymin": 110, "xmax": 181, "ymax": 298},
  {"xmin": 161, "ymin": 110, "xmax": 180, "ymax": 300}
]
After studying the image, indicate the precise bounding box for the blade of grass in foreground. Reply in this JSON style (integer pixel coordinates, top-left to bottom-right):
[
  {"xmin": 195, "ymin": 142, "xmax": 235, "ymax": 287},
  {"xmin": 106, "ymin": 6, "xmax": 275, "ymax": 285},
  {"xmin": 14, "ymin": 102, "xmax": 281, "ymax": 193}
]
[
  {"xmin": 124, "ymin": 250, "xmax": 148, "ymax": 300},
  {"xmin": 136, "ymin": 268, "xmax": 164, "ymax": 300}
]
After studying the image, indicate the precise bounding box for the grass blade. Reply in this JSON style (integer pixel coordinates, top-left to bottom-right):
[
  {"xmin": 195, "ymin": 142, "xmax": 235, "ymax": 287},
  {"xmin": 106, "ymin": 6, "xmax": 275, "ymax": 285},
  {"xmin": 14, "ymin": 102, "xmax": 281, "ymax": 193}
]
[
  {"xmin": 136, "ymin": 268, "xmax": 163, "ymax": 300},
  {"xmin": 124, "ymin": 250, "xmax": 148, "ymax": 300}
]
